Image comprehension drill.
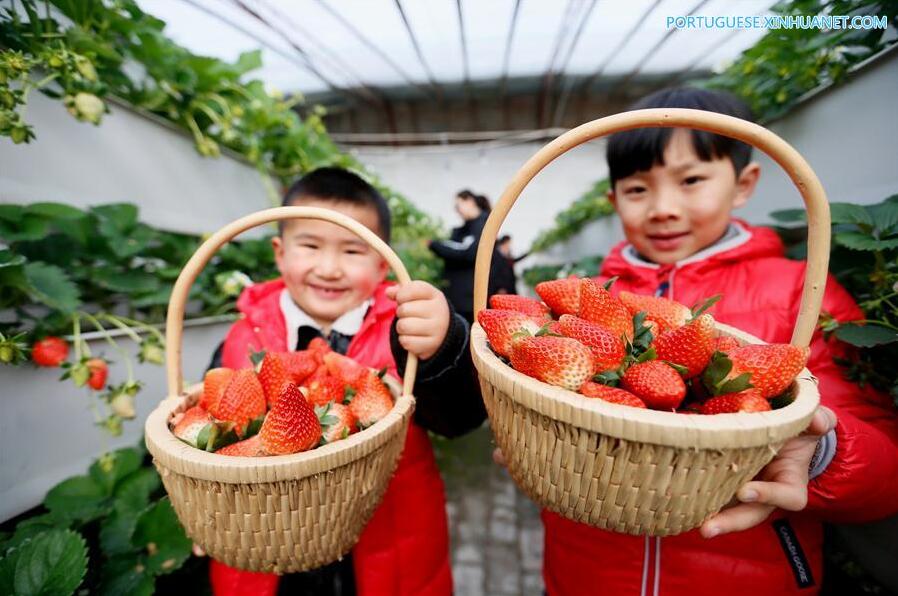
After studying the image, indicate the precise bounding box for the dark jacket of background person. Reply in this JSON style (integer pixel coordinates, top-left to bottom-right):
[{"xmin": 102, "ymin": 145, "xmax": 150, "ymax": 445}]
[{"xmin": 429, "ymin": 211, "xmax": 508, "ymax": 321}]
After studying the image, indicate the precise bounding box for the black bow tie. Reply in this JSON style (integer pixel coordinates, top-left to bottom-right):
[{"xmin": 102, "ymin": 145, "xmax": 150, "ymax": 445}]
[{"xmin": 295, "ymin": 325, "xmax": 352, "ymax": 355}]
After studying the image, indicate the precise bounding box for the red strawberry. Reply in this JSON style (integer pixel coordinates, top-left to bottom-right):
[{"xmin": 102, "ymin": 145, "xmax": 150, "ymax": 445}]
[
  {"xmin": 172, "ymin": 406, "xmax": 213, "ymax": 448},
  {"xmin": 285, "ymin": 351, "xmax": 318, "ymax": 385},
  {"xmin": 306, "ymin": 376, "xmax": 346, "ymax": 407},
  {"xmin": 510, "ymin": 336, "xmax": 594, "ymax": 391},
  {"xmin": 579, "ymin": 279, "xmax": 632, "ymax": 340},
  {"xmin": 260, "ymin": 383, "xmax": 321, "ymax": 454},
  {"xmin": 32, "ymin": 337, "xmax": 69, "ymax": 367},
  {"xmin": 652, "ymin": 314, "xmax": 716, "ymax": 378},
  {"xmin": 535, "ymin": 277, "xmax": 581, "ymax": 316},
  {"xmin": 323, "ymin": 352, "xmax": 366, "ymax": 387},
  {"xmin": 213, "ymin": 368, "xmax": 266, "ymax": 434},
  {"xmin": 307, "ymin": 337, "xmax": 332, "ymax": 362},
  {"xmin": 200, "ymin": 368, "xmax": 234, "ymax": 411},
  {"xmin": 216, "ymin": 433, "xmax": 265, "ymax": 456},
  {"xmin": 477, "ymin": 309, "xmax": 543, "ymax": 358},
  {"xmin": 579, "ymin": 382, "xmax": 646, "ymax": 408},
  {"xmin": 726, "ymin": 344, "xmax": 810, "ymax": 399},
  {"xmin": 621, "ymin": 361, "xmax": 687, "ymax": 410},
  {"xmin": 713, "ymin": 336, "xmax": 741, "ymax": 353},
  {"xmin": 489, "ymin": 294, "xmax": 550, "ymax": 319},
  {"xmin": 557, "ymin": 315, "xmax": 625, "ymax": 373},
  {"xmin": 701, "ymin": 389, "xmax": 771, "ymax": 414},
  {"xmin": 348, "ymin": 371, "xmax": 394, "ymax": 428},
  {"xmin": 86, "ymin": 358, "xmax": 108, "ymax": 390},
  {"xmin": 619, "ymin": 291, "xmax": 690, "ymax": 333},
  {"xmin": 257, "ymin": 352, "xmax": 293, "ymax": 407},
  {"xmin": 317, "ymin": 402, "xmax": 358, "ymax": 443}
]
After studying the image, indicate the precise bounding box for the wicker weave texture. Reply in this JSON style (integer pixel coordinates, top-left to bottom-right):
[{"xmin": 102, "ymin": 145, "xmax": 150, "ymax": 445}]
[
  {"xmin": 471, "ymin": 323, "xmax": 818, "ymax": 536},
  {"xmin": 146, "ymin": 378, "xmax": 413, "ymax": 573},
  {"xmin": 155, "ymin": 427, "xmax": 405, "ymax": 573},
  {"xmin": 481, "ymin": 377, "xmax": 783, "ymax": 536}
]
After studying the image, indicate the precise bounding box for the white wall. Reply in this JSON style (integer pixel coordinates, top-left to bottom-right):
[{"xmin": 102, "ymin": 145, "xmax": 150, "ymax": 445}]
[
  {"xmin": 749, "ymin": 48, "xmax": 898, "ymax": 220},
  {"xmin": 351, "ymin": 138, "xmax": 610, "ymax": 259},
  {"xmin": 0, "ymin": 93, "xmax": 274, "ymax": 237}
]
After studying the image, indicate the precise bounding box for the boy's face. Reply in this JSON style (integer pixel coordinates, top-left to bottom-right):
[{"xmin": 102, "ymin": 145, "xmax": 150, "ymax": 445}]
[
  {"xmin": 609, "ymin": 129, "xmax": 759, "ymax": 264},
  {"xmin": 272, "ymin": 198, "xmax": 388, "ymax": 329}
]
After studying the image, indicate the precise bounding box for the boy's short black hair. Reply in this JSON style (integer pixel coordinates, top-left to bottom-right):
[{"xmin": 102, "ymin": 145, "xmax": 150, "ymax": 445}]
[
  {"xmin": 606, "ymin": 87, "xmax": 755, "ymax": 186},
  {"xmin": 280, "ymin": 167, "xmax": 391, "ymax": 242}
]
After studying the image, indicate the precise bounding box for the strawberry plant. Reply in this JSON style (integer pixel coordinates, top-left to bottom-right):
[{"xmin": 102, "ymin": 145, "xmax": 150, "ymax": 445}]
[
  {"xmin": 0, "ymin": 446, "xmax": 193, "ymax": 596},
  {"xmin": 0, "ymin": 0, "xmax": 444, "ymax": 286},
  {"xmin": 0, "ymin": 200, "xmax": 281, "ymax": 436},
  {"xmin": 771, "ymin": 194, "xmax": 898, "ymax": 406}
]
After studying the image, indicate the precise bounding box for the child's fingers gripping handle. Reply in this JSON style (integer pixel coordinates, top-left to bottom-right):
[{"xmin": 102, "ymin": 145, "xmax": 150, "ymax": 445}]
[
  {"xmin": 165, "ymin": 206, "xmax": 418, "ymax": 398},
  {"xmin": 473, "ymin": 108, "xmax": 830, "ymax": 347}
]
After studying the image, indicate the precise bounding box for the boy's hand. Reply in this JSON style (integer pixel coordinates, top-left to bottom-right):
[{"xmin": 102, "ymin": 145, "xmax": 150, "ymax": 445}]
[
  {"xmin": 386, "ymin": 281, "xmax": 450, "ymax": 361},
  {"xmin": 701, "ymin": 406, "xmax": 837, "ymax": 538}
]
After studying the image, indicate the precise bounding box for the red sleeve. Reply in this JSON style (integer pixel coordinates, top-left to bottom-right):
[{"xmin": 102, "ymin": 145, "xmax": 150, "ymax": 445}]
[{"xmin": 804, "ymin": 275, "xmax": 898, "ymax": 522}]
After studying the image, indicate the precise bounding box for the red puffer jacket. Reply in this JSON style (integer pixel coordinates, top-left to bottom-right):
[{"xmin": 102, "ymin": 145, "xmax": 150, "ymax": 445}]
[
  {"xmin": 542, "ymin": 221, "xmax": 898, "ymax": 596},
  {"xmin": 210, "ymin": 279, "xmax": 452, "ymax": 596}
]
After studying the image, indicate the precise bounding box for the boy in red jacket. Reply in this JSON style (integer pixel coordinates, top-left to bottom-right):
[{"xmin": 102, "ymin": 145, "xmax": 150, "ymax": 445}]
[
  {"xmin": 537, "ymin": 87, "xmax": 898, "ymax": 595},
  {"xmin": 209, "ymin": 167, "xmax": 485, "ymax": 596}
]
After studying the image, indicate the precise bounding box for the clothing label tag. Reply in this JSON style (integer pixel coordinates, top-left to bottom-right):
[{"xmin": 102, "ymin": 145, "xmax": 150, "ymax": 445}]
[{"xmin": 773, "ymin": 519, "xmax": 815, "ymax": 589}]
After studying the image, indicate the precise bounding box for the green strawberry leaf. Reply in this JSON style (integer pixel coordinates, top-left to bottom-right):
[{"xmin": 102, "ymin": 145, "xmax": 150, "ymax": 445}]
[
  {"xmin": 26, "ymin": 202, "xmax": 86, "ymax": 220},
  {"xmin": 592, "ymin": 370, "xmax": 620, "ymax": 386},
  {"xmin": 195, "ymin": 425, "xmax": 212, "ymax": 451},
  {"xmin": 343, "ymin": 386, "xmax": 357, "ymax": 404},
  {"xmin": 702, "ymin": 351, "xmax": 734, "ymax": 395},
  {"xmin": 718, "ymin": 373, "xmax": 754, "ymax": 395},
  {"xmin": 248, "ymin": 348, "xmax": 266, "ymax": 368},
  {"xmin": 602, "ymin": 276, "xmax": 618, "ymax": 291},
  {"xmin": 829, "ymin": 202, "xmax": 874, "ymax": 227},
  {"xmin": 244, "ymin": 414, "xmax": 266, "ymax": 438},
  {"xmin": 376, "ymin": 367, "xmax": 388, "ymax": 379},
  {"xmin": 833, "ymin": 323, "xmax": 898, "ymax": 347},
  {"xmin": 23, "ymin": 261, "xmax": 81, "ymax": 313},
  {"xmin": 98, "ymin": 554, "xmax": 155, "ymax": 596},
  {"xmin": 0, "ymin": 529, "xmax": 88, "ymax": 596},
  {"xmin": 207, "ymin": 424, "xmax": 240, "ymax": 452},
  {"xmin": 630, "ymin": 311, "xmax": 654, "ymax": 351},
  {"xmin": 100, "ymin": 468, "xmax": 162, "ymax": 556},
  {"xmin": 89, "ymin": 448, "xmax": 142, "ymax": 496},
  {"xmin": 769, "ymin": 208, "xmax": 806, "ymax": 223},
  {"xmin": 44, "ymin": 475, "xmax": 110, "ymax": 524},
  {"xmin": 665, "ymin": 361, "xmax": 689, "ymax": 377},
  {"xmin": 636, "ymin": 347, "xmax": 657, "ymax": 363},
  {"xmin": 534, "ymin": 323, "xmax": 562, "ymax": 337},
  {"xmin": 131, "ymin": 498, "xmax": 191, "ymax": 576},
  {"xmin": 0, "ymin": 515, "xmax": 61, "ymax": 554},
  {"xmin": 690, "ymin": 295, "xmax": 721, "ymax": 319},
  {"xmin": 315, "ymin": 403, "xmax": 338, "ymax": 427}
]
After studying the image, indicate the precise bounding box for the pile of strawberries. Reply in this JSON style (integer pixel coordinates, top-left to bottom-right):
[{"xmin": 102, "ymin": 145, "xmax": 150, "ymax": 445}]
[
  {"xmin": 170, "ymin": 338, "xmax": 394, "ymax": 456},
  {"xmin": 478, "ymin": 277, "xmax": 810, "ymax": 414}
]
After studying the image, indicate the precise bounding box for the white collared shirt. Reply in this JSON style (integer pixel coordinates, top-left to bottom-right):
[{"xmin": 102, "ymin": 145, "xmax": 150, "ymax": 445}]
[{"xmin": 280, "ymin": 289, "xmax": 373, "ymax": 351}]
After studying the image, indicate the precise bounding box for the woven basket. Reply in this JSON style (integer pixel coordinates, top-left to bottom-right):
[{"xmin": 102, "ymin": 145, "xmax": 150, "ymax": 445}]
[
  {"xmin": 470, "ymin": 108, "xmax": 832, "ymax": 537},
  {"xmin": 145, "ymin": 207, "xmax": 418, "ymax": 573}
]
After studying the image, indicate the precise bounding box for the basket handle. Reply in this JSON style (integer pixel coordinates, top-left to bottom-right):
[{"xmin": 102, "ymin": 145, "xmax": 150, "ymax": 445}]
[
  {"xmin": 473, "ymin": 108, "xmax": 831, "ymax": 347},
  {"xmin": 165, "ymin": 206, "xmax": 418, "ymax": 398}
]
